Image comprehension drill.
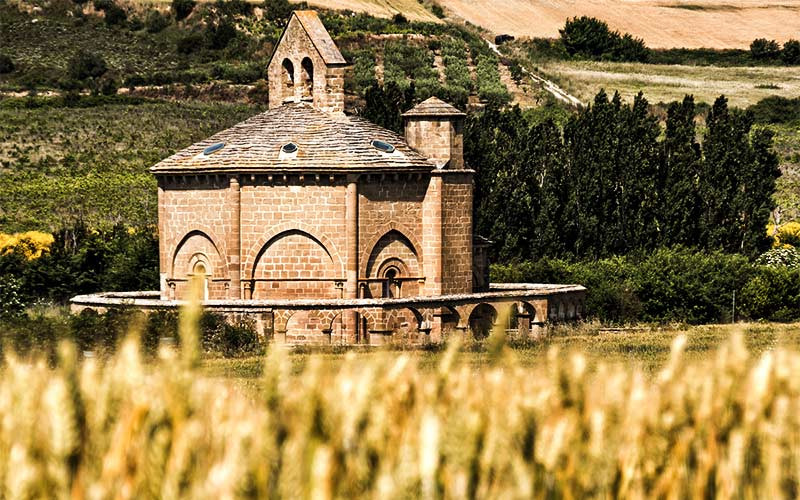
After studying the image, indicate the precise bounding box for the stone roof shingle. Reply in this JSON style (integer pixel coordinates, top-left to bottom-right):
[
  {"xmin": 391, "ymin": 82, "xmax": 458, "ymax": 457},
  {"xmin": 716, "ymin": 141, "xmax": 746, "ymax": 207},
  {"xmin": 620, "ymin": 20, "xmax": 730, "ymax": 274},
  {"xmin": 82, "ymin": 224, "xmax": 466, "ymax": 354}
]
[
  {"xmin": 402, "ymin": 96, "xmax": 465, "ymax": 118},
  {"xmin": 293, "ymin": 11, "xmax": 347, "ymax": 65},
  {"xmin": 150, "ymin": 103, "xmax": 435, "ymax": 174}
]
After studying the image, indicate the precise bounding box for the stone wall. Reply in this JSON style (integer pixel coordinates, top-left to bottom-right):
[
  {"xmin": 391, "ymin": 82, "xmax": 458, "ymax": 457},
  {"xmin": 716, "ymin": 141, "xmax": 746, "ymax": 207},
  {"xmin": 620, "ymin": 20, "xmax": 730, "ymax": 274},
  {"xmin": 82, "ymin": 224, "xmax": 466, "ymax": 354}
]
[
  {"xmin": 240, "ymin": 178, "xmax": 348, "ymax": 300},
  {"xmin": 441, "ymin": 172, "xmax": 473, "ymax": 295},
  {"xmin": 267, "ymin": 15, "xmax": 345, "ymax": 113}
]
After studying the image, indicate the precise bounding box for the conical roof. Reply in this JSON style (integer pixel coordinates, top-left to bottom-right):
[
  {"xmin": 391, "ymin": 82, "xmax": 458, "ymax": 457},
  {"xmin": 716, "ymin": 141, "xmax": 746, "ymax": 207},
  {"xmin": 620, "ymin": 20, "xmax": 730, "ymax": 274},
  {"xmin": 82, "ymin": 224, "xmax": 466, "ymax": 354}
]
[{"xmin": 402, "ymin": 97, "xmax": 465, "ymax": 118}]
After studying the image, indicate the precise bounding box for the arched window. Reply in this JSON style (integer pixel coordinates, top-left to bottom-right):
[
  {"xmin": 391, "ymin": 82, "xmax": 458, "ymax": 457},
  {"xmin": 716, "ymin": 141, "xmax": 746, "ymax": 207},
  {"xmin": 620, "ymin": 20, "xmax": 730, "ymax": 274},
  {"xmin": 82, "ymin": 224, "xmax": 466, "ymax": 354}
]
[
  {"xmin": 300, "ymin": 57, "xmax": 314, "ymax": 100},
  {"xmin": 281, "ymin": 59, "xmax": 294, "ymax": 101},
  {"xmin": 382, "ymin": 267, "xmax": 400, "ymax": 298},
  {"xmin": 192, "ymin": 261, "xmax": 209, "ymax": 300}
]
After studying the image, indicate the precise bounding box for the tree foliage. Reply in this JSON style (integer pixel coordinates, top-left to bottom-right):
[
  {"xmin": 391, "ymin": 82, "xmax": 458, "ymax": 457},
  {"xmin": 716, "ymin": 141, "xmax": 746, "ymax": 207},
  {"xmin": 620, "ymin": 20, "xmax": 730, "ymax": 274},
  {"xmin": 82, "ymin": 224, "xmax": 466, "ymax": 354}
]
[
  {"xmin": 467, "ymin": 91, "xmax": 780, "ymax": 261},
  {"xmin": 750, "ymin": 38, "xmax": 781, "ymax": 60},
  {"xmin": 0, "ymin": 224, "xmax": 159, "ymax": 304},
  {"xmin": 172, "ymin": 0, "xmax": 196, "ymax": 21},
  {"xmin": 559, "ymin": 16, "xmax": 649, "ymax": 62}
]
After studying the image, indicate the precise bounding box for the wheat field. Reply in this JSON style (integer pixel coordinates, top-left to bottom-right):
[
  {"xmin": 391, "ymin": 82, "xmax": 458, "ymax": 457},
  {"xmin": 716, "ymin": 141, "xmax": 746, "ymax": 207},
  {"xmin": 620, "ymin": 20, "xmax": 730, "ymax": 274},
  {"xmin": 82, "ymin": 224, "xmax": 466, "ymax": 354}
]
[{"xmin": 3, "ymin": 295, "xmax": 800, "ymax": 498}]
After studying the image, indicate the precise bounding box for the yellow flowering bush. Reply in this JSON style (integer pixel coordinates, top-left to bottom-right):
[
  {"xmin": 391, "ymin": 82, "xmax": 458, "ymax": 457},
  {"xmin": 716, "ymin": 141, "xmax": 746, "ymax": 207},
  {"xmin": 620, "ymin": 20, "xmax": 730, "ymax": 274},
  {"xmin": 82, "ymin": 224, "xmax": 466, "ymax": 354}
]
[
  {"xmin": 770, "ymin": 221, "xmax": 800, "ymax": 248},
  {"xmin": 0, "ymin": 231, "xmax": 54, "ymax": 260}
]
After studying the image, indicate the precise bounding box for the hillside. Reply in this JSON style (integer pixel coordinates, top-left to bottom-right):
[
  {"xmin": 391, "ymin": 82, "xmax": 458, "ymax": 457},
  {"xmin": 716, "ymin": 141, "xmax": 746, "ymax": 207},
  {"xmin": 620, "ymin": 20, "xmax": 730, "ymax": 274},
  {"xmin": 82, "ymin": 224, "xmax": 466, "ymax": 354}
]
[{"xmin": 301, "ymin": 0, "xmax": 800, "ymax": 49}]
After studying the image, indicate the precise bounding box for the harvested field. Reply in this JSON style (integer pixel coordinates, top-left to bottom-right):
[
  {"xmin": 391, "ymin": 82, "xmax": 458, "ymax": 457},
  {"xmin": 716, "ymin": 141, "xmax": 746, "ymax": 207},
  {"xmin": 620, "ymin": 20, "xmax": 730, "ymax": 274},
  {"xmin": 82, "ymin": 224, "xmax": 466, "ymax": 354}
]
[
  {"xmin": 535, "ymin": 60, "xmax": 800, "ymax": 108},
  {"xmin": 433, "ymin": 0, "xmax": 800, "ymax": 49}
]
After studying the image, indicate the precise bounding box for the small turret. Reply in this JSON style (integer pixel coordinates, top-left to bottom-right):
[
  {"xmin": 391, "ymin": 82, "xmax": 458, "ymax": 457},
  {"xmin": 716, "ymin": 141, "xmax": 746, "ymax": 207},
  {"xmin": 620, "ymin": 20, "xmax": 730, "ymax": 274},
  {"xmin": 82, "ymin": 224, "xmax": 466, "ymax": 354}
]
[{"xmin": 402, "ymin": 97, "xmax": 466, "ymax": 169}]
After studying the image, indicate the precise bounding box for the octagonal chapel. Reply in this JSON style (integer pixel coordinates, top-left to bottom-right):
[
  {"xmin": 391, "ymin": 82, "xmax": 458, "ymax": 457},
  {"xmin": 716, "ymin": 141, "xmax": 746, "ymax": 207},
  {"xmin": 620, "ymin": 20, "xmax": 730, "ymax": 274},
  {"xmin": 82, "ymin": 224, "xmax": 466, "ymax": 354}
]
[{"xmin": 153, "ymin": 10, "xmax": 484, "ymax": 307}]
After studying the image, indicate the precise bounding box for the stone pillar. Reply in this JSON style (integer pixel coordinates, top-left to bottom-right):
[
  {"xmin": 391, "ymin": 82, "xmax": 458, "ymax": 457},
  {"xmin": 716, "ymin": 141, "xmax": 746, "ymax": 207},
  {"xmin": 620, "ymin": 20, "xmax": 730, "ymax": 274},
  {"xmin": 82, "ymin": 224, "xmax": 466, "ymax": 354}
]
[
  {"xmin": 228, "ymin": 175, "xmax": 241, "ymax": 299},
  {"xmin": 344, "ymin": 175, "xmax": 359, "ymax": 342},
  {"xmin": 423, "ymin": 173, "xmax": 443, "ymax": 296},
  {"xmin": 157, "ymin": 179, "xmax": 168, "ymax": 300}
]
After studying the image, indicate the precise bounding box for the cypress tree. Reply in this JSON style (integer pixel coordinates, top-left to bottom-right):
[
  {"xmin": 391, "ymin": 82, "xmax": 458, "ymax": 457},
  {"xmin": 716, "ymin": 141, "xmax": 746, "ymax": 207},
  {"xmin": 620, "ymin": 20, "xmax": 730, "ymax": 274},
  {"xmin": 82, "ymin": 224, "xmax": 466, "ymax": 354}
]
[{"xmin": 660, "ymin": 95, "xmax": 702, "ymax": 246}]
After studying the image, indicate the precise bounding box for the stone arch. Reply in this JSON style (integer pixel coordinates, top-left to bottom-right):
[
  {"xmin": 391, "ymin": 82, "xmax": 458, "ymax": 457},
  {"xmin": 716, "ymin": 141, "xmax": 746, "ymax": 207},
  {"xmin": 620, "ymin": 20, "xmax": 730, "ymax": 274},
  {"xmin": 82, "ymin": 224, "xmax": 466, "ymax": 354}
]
[
  {"xmin": 285, "ymin": 310, "xmax": 329, "ymax": 343},
  {"xmin": 245, "ymin": 221, "xmax": 344, "ymax": 278},
  {"xmin": 520, "ymin": 301, "xmax": 539, "ymax": 323},
  {"xmin": 171, "ymin": 230, "xmax": 225, "ymax": 279},
  {"xmin": 468, "ymin": 303, "xmax": 498, "ymax": 339},
  {"xmin": 364, "ymin": 229, "xmax": 422, "ymax": 280},
  {"xmin": 300, "ymin": 57, "xmax": 314, "ymax": 99},
  {"xmin": 360, "ymin": 223, "xmax": 424, "ymax": 279},
  {"xmin": 251, "ymin": 229, "xmax": 335, "ymax": 278},
  {"xmin": 281, "ymin": 58, "xmax": 294, "ymax": 100}
]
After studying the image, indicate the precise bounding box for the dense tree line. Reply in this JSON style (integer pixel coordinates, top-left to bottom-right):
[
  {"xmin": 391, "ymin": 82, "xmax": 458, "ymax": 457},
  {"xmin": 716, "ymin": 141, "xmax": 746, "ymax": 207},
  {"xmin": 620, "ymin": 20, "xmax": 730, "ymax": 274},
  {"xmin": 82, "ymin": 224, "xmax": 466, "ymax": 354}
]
[
  {"xmin": 0, "ymin": 224, "xmax": 158, "ymax": 306},
  {"xmin": 467, "ymin": 90, "xmax": 780, "ymax": 262}
]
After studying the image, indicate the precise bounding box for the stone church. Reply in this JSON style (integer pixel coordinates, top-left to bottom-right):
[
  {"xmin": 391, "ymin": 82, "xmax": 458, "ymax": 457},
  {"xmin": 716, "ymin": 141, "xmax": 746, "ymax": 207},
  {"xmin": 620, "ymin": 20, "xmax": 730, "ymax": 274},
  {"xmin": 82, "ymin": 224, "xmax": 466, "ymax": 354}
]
[{"xmin": 73, "ymin": 11, "xmax": 585, "ymax": 344}]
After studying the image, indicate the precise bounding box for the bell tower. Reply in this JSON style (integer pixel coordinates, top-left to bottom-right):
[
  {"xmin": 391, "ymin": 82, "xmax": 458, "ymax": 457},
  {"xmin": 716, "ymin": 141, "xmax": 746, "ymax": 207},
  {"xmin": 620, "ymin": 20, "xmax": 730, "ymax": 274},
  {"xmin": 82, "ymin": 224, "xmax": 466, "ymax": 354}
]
[{"xmin": 266, "ymin": 11, "xmax": 347, "ymax": 113}]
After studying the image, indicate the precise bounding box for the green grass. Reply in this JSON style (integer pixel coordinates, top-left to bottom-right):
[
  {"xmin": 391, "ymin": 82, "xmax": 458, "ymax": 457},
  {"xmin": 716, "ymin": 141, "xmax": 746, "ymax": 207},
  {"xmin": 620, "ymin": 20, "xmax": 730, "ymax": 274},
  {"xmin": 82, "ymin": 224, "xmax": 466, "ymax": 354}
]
[
  {"xmin": 771, "ymin": 122, "xmax": 800, "ymax": 221},
  {"xmin": 0, "ymin": 97, "xmax": 261, "ymax": 231},
  {"xmin": 200, "ymin": 322, "xmax": 800, "ymax": 390}
]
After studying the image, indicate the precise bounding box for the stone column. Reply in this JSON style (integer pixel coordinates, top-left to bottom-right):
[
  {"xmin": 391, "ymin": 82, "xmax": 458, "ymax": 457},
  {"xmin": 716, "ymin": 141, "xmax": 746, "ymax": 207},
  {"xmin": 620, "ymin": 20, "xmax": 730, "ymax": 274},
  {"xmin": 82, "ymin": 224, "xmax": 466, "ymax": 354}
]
[
  {"xmin": 157, "ymin": 179, "xmax": 168, "ymax": 300},
  {"xmin": 423, "ymin": 173, "xmax": 443, "ymax": 296},
  {"xmin": 228, "ymin": 175, "xmax": 241, "ymax": 299},
  {"xmin": 344, "ymin": 175, "xmax": 359, "ymax": 343}
]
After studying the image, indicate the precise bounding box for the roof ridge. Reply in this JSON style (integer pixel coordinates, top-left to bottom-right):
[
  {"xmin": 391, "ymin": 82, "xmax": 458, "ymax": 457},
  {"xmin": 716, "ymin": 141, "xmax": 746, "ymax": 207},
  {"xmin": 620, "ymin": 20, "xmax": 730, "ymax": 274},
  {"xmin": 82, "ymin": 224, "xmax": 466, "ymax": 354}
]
[
  {"xmin": 402, "ymin": 96, "xmax": 465, "ymax": 118},
  {"xmin": 292, "ymin": 11, "xmax": 347, "ymax": 65}
]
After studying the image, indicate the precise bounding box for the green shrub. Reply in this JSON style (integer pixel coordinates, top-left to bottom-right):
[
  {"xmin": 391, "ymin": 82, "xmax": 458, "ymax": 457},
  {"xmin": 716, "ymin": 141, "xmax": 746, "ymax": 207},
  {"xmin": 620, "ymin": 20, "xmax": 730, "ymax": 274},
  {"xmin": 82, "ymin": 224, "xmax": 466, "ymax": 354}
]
[
  {"xmin": 491, "ymin": 249, "xmax": 756, "ymax": 324},
  {"xmin": 431, "ymin": 2, "xmax": 445, "ymax": 18},
  {"xmin": 214, "ymin": 0, "xmax": 253, "ymax": 17},
  {"xmin": 750, "ymin": 38, "xmax": 781, "ymax": 60},
  {"xmin": 262, "ymin": 0, "xmax": 293, "ymax": 26},
  {"xmin": 748, "ymin": 96, "xmax": 800, "ymax": 124},
  {"xmin": 559, "ymin": 16, "xmax": 649, "ymax": 62},
  {"xmin": 94, "ymin": 0, "xmax": 127, "ymax": 26},
  {"xmin": 0, "ymin": 54, "xmax": 15, "ymax": 74},
  {"xmin": 177, "ymin": 32, "xmax": 205, "ymax": 54},
  {"xmin": 441, "ymin": 36, "xmax": 472, "ymax": 92},
  {"xmin": 172, "ymin": 0, "xmax": 196, "ymax": 21},
  {"xmin": 200, "ymin": 312, "xmax": 261, "ymax": 356},
  {"xmin": 783, "ymin": 39, "xmax": 800, "ymax": 65},
  {"xmin": 0, "ymin": 275, "xmax": 26, "ymax": 319},
  {"xmin": 127, "ymin": 16, "xmax": 144, "ymax": 31},
  {"xmin": 145, "ymin": 10, "xmax": 170, "ymax": 33},
  {"xmin": 757, "ymin": 247, "xmax": 800, "ymax": 268},
  {"xmin": 67, "ymin": 50, "xmax": 108, "ymax": 81},
  {"xmin": 475, "ymin": 54, "xmax": 510, "ymax": 107},
  {"xmin": 740, "ymin": 266, "xmax": 800, "ymax": 321},
  {"xmin": 205, "ymin": 20, "xmax": 237, "ymax": 50},
  {"xmin": 392, "ymin": 13, "xmax": 408, "ymax": 25}
]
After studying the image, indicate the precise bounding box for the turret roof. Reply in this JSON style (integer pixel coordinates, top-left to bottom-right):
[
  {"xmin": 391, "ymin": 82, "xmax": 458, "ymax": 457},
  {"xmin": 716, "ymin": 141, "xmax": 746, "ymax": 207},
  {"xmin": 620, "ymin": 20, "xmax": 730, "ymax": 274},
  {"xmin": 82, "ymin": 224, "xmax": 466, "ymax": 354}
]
[{"xmin": 402, "ymin": 97, "xmax": 465, "ymax": 118}]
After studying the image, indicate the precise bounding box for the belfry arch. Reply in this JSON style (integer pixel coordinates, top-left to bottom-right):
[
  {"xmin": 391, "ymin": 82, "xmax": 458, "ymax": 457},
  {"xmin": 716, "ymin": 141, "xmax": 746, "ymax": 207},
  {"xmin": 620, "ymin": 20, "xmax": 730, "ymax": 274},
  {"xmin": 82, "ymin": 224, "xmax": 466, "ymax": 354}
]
[{"xmin": 281, "ymin": 58, "xmax": 294, "ymax": 101}]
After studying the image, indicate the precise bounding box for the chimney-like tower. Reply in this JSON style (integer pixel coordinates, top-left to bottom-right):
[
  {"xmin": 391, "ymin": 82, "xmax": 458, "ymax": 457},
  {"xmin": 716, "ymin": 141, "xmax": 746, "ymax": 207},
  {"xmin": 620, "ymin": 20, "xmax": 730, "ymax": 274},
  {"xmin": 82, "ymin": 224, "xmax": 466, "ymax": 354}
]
[
  {"xmin": 266, "ymin": 11, "xmax": 347, "ymax": 113},
  {"xmin": 402, "ymin": 97, "xmax": 466, "ymax": 169}
]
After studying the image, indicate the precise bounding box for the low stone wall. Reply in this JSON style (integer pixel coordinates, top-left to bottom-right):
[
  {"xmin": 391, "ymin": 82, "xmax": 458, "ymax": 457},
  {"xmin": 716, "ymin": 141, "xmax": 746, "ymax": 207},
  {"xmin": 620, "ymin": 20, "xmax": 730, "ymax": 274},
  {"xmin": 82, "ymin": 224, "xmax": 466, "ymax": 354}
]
[{"xmin": 71, "ymin": 284, "xmax": 587, "ymax": 345}]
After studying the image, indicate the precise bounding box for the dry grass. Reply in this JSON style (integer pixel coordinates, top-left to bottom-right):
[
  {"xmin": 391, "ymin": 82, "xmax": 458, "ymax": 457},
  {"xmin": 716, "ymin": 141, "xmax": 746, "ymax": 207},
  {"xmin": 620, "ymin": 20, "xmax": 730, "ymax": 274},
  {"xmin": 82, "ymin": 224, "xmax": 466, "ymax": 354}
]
[
  {"xmin": 6, "ymin": 311, "xmax": 800, "ymax": 497},
  {"xmin": 437, "ymin": 0, "xmax": 800, "ymax": 49},
  {"xmin": 534, "ymin": 59, "xmax": 800, "ymax": 107}
]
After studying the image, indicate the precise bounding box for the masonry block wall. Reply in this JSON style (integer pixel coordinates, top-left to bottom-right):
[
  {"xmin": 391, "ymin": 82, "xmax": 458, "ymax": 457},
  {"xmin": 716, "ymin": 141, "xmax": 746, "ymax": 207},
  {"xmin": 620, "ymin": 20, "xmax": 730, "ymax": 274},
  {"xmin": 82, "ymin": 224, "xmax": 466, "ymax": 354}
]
[
  {"xmin": 240, "ymin": 179, "xmax": 348, "ymax": 299},
  {"xmin": 267, "ymin": 14, "xmax": 345, "ymax": 113},
  {"xmin": 404, "ymin": 118, "xmax": 464, "ymax": 169},
  {"xmin": 158, "ymin": 177, "xmax": 236, "ymax": 300},
  {"xmin": 441, "ymin": 172, "xmax": 473, "ymax": 295}
]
